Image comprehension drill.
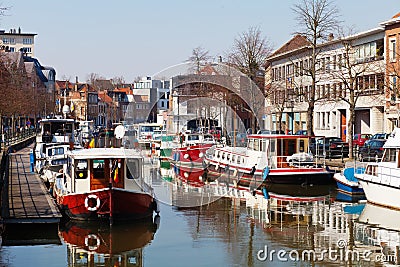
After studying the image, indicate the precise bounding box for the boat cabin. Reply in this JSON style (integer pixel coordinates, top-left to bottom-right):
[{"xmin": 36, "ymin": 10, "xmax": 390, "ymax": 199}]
[
  {"xmin": 182, "ymin": 133, "xmax": 216, "ymax": 146},
  {"xmin": 247, "ymin": 134, "xmax": 315, "ymax": 168},
  {"xmin": 36, "ymin": 118, "xmax": 76, "ymax": 144},
  {"xmin": 60, "ymin": 148, "xmax": 146, "ymax": 195}
]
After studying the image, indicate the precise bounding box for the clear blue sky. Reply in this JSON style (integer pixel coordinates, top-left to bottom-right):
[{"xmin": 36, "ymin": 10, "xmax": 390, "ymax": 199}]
[{"xmin": 1, "ymin": 0, "xmax": 396, "ymax": 82}]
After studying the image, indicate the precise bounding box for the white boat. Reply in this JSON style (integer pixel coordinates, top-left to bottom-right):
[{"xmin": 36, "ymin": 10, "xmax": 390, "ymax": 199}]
[
  {"xmin": 34, "ymin": 117, "xmax": 78, "ymax": 174},
  {"xmin": 205, "ymin": 133, "xmax": 334, "ymax": 186},
  {"xmin": 53, "ymin": 147, "xmax": 159, "ymax": 221},
  {"xmin": 355, "ymin": 128, "xmax": 400, "ymax": 210}
]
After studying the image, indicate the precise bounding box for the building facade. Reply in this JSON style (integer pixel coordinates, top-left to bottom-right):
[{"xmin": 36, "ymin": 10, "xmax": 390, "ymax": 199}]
[
  {"xmin": 266, "ymin": 27, "xmax": 387, "ymax": 140},
  {"xmin": 0, "ymin": 28, "xmax": 35, "ymax": 57},
  {"xmin": 382, "ymin": 13, "xmax": 400, "ymax": 130}
]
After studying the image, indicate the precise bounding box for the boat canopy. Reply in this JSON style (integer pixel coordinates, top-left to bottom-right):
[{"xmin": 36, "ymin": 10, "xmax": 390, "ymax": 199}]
[
  {"xmin": 383, "ymin": 128, "xmax": 400, "ymax": 149},
  {"xmin": 67, "ymin": 148, "xmax": 141, "ymax": 159}
]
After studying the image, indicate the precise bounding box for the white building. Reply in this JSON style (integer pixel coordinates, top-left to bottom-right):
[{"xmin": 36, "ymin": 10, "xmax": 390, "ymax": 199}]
[
  {"xmin": 0, "ymin": 28, "xmax": 36, "ymax": 57},
  {"xmin": 266, "ymin": 27, "xmax": 386, "ymax": 140}
]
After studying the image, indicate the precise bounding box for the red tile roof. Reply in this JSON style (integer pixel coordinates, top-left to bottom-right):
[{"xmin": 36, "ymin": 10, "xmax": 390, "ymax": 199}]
[{"xmin": 269, "ymin": 35, "xmax": 310, "ymax": 58}]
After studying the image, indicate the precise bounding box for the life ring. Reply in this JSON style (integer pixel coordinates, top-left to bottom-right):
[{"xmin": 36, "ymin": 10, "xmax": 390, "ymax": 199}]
[
  {"xmin": 85, "ymin": 234, "xmax": 101, "ymax": 251},
  {"xmin": 85, "ymin": 194, "xmax": 100, "ymax": 212}
]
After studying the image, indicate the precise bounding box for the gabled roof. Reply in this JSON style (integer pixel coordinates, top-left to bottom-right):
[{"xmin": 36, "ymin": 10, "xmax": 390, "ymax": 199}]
[
  {"xmin": 55, "ymin": 80, "xmax": 73, "ymax": 89},
  {"xmin": 113, "ymin": 87, "xmax": 133, "ymax": 94},
  {"xmin": 98, "ymin": 91, "xmax": 113, "ymax": 103},
  {"xmin": 381, "ymin": 12, "xmax": 400, "ymax": 26},
  {"xmin": 268, "ymin": 35, "xmax": 310, "ymax": 59}
]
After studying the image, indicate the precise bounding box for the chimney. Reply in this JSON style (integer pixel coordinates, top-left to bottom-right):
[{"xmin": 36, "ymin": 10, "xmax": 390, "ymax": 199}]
[{"xmin": 18, "ymin": 27, "xmax": 21, "ymax": 34}]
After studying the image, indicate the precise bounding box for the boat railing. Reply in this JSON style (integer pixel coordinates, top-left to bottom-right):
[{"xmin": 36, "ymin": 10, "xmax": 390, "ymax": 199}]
[
  {"xmin": 364, "ymin": 163, "xmax": 400, "ymax": 187},
  {"xmin": 276, "ymin": 153, "xmax": 318, "ymax": 169}
]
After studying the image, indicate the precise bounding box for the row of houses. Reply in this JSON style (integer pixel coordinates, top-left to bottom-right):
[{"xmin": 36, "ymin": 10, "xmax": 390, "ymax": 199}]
[
  {"xmin": 54, "ymin": 76, "xmax": 170, "ymax": 128},
  {"xmin": 263, "ymin": 12, "xmax": 400, "ymax": 139}
]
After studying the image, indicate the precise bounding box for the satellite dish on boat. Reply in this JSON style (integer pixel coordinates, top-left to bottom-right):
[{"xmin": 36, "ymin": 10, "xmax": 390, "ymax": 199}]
[{"xmin": 114, "ymin": 125, "xmax": 125, "ymax": 139}]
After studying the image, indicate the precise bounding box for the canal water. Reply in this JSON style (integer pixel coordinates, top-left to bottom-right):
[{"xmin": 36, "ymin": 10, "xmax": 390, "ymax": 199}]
[{"xmin": 1, "ymin": 160, "xmax": 400, "ymax": 267}]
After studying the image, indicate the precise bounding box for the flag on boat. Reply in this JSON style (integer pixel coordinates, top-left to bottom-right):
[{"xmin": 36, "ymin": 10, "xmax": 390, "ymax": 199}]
[
  {"xmin": 88, "ymin": 138, "xmax": 95, "ymax": 148},
  {"xmin": 113, "ymin": 166, "xmax": 119, "ymax": 183}
]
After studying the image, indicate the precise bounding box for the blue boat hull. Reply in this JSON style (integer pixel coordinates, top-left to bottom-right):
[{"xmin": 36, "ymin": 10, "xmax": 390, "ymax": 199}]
[{"xmin": 336, "ymin": 180, "xmax": 364, "ymax": 194}]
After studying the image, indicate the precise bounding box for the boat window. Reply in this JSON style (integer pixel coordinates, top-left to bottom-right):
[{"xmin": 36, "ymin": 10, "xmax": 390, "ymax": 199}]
[
  {"xmin": 237, "ymin": 156, "xmax": 241, "ymax": 164},
  {"xmin": 382, "ymin": 148, "xmax": 396, "ymax": 163},
  {"xmin": 299, "ymin": 140, "xmax": 305, "ymax": 152},
  {"xmin": 127, "ymin": 159, "xmax": 140, "ymax": 179},
  {"xmin": 248, "ymin": 139, "xmax": 254, "ymax": 150},
  {"xmin": 221, "ymin": 153, "xmax": 225, "ymax": 160},
  {"xmin": 51, "ymin": 147, "xmax": 65, "ymax": 156},
  {"xmin": 227, "ymin": 153, "xmax": 231, "ymax": 161},
  {"xmin": 76, "ymin": 159, "xmax": 88, "ymax": 179},
  {"xmin": 254, "ymin": 139, "xmax": 260, "ymax": 151},
  {"xmin": 67, "ymin": 157, "xmax": 72, "ymax": 177},
  {"xmin": 188, "ymin": 135, "xmax": 200, "ymax": 141},
  {"xmin": 216, "ymin": 151, "xmax": 220, "ymax": 158},
  {"xmin": 269, "ymin": 139, "xmax": 276, "ymax": 153},
  {"xmin": 92, "ymin": 159, "xmax": 105, "ymax": 179},
  {"xmin": 232, "ymin": 155, "xmax": 236, "ymax": 162},
  {"xmin": 51, "ymin": 158, "xmax": 67, "ymax": 165}
]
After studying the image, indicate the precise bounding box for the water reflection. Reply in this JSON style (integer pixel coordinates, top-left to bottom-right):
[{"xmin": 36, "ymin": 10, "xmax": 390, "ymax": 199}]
[
  {"xmin": 158, "ymin": 161, "xmax": 400, "ymax": 266},
  {"xmin": 59, "ymin": 216, "xmax": 159, "ymax": 267}
]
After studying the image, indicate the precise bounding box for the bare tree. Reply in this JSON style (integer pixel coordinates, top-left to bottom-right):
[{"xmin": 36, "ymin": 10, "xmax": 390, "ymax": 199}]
[
  {"xmin": 188, "ymin": 46, "xmax": 211, "ymax": 74},
  {"xmin": 226, "ymin": 26, "xmax": 272, "ymax": 81},
  {"xmin": 111, "ymin": 76, "xmax": 125, "ymax": 87},
  {"xmin": 327, "ymin": 30, "xmax": 385, "ymax": 159},
  {"xmin": 226, "ymin": 26, "xmax": 272, "ymax": 132},
  {"xmin": 292, "ymin": 0, "xmax": 341, "ymax": 135}
]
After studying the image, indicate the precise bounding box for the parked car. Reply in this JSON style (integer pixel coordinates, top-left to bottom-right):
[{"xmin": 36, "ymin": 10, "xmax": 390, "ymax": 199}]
[
  {"xmin": 309, "ymin": 137, "xmax": 349, "ymax": 158},
  {"xmin": 294, "ymin": 130, "xmax": 308, "ymax": 135},
  {"xmin": 257, "ymin": 129, "xmax": 271, "ymax": 134},
  {"xmin": 353, "ymin": 134, "xmax": 371, "ymax": 148},
  {"xmin": 364, "ymin": 133, "xmax": 389, "ymax": 147},
  {"xmin": 358, "ymin": 139, "xmax": 386, "ymax": 161}
]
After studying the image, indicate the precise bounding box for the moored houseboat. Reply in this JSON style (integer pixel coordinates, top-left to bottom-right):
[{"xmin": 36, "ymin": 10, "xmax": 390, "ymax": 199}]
[
  {"xmin": 53, "ymin": 148, "xmax": 159, "ymax": 221},
  {"xmin": 204, "ymin": 133, "xmax": 334, "ymax": 186}
]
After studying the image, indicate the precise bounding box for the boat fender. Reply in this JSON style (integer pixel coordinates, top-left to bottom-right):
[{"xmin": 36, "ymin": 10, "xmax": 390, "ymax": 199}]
[
  {"xmin": 262, "ymin": 167, "xmax": 270, "ymax": 180},
  {"xmin": 85, "ymin": 194, "xmax": 101, "ymax": 212},
  {"xmin": 85, "ymin": 234, "xmax": 101, "ymax": 251},
  {"xmin": 262, "ymin": 187, "xmax": 270, "ymax": 199}
]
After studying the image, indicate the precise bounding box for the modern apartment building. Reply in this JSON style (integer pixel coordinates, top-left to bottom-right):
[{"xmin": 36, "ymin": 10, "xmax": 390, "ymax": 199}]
[
  {"xmin": 0, "ymin": 28, "xmax": 36, "ymax": 57},
  {"xmin": 265, "ymin": 27, "xmax": 386, "ymax": 140}
]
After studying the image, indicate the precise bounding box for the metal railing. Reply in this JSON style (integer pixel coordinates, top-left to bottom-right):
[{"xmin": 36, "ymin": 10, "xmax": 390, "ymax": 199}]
[{"xmin": 0, "ymin": 128, "xmax": 36, "ymax": 152}]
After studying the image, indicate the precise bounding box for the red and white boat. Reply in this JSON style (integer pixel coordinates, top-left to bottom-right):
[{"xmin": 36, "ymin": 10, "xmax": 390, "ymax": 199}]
[
  {"xmin": 204, "ymin": 133, "xmax": 334, "ymax": 186},
  {"xmin": 53, "ymin": 148, "xmax": 159, "ymax": 221},
  {"xmin": 169, "ymin": 133, "xmax": 216, "ymax": 169}
]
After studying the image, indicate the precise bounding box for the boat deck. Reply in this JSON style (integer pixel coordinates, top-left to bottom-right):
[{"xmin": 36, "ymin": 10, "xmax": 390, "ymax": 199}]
[{"xmin": 2, "ymin": 144, "xmax": 62, "ymax": 223}]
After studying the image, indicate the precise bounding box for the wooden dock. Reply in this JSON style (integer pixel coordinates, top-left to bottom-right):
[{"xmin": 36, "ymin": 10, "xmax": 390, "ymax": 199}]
[{"xmin": 1, "ymin": 144, "xmax": 62, "ymax": 223}]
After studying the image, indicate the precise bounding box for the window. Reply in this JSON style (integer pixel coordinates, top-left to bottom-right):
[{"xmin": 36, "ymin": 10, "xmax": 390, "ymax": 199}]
[
  {"xmin": 22, "ymin": 47, "xmax": 32, "ymax": 53},
  {"xmin": 389, "ymin": 38, "xmax": 396, "ymax": 62},
  {"xmin": 127, "ymin": 159, "xmax": 140, "ymax": 179},
  {"xmin": 23, "ymin": 38, "xmax": 33, "ymax": 44}
]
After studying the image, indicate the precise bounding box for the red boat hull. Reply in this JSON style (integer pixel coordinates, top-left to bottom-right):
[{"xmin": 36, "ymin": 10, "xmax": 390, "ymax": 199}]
[
  {"xmin": 60, "ymin": 217, "xmax": 158, "ymax": 254},
  {"xmin": 56, "ymin": 188, "xmax": 157, "ymax": 221},
  {"xmin": 169, "ymin": 144, "xmax": 212, "ymax": 167}
]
